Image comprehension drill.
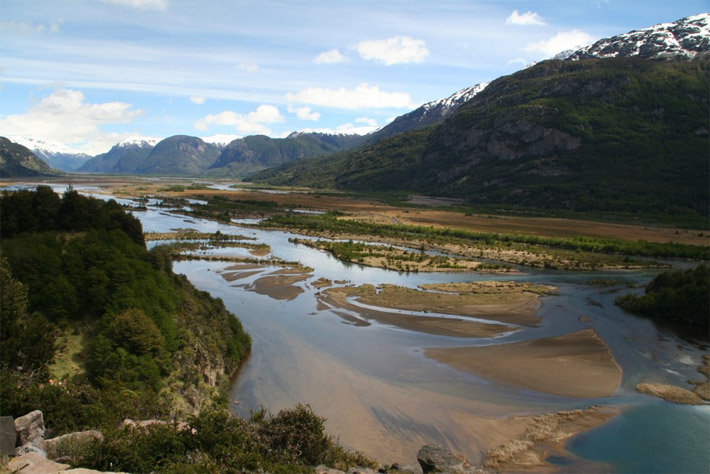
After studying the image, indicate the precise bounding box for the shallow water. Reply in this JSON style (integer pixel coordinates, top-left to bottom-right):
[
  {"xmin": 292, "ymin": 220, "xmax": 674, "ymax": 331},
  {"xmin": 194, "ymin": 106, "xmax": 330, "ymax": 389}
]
[
  {"xmin": 126, "ymin": 203, "xmax": 709, "ymax": 467},
  {"xmin": 3, "ymin": 183, "xmax": 708, "ymax": 469}
]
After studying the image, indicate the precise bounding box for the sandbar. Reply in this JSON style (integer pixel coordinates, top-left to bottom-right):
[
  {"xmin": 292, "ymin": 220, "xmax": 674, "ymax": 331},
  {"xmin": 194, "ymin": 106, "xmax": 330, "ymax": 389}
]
[
  {"xmin": 636, "ymin": 383, "xmax": 704, "ymax": 405},
  {"xmin": 356, "ymin": 283, "xmax": 550, "ymax": 326},
  {"xmin": 425, "ymin": 329, "xmax": 622, "ymax": 398},
  {"xmin": 319, "ymin": 287, "xmax": 514, "ymax": 338},
  {"xmin": 248, "ymin": 273, "xmax": 311, "ymax": 301},
  {"xmin": 221, "ymin": 270, "xmax": 264, "ymax": 282}
]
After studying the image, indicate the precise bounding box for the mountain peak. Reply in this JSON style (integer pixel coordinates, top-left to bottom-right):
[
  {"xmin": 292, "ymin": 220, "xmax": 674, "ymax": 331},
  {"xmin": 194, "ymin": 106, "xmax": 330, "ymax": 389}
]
[
  {"xmin": 567, "ymin": 13, "xmax": 710, "ymax": 60},
  {"xmin": 8, "ymin": 136, "xmax": 86, "ymax": 156},
  {"xmin": 117, "ymin": 135, "xmax": 160, "ymax": 148},
  {"xmin": 421, "ymin": 83, "xmax": 490, "ymax": 112}
]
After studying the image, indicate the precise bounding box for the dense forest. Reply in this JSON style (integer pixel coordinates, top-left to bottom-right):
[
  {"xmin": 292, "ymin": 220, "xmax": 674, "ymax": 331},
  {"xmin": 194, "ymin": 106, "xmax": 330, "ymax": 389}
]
[
  {"xmin": 0, "ymin": 186, "xmax": 250, "ymax": 408},
  {"xmin": 616, "ymin": 264, "xmax": 710, "ymax": 329}
]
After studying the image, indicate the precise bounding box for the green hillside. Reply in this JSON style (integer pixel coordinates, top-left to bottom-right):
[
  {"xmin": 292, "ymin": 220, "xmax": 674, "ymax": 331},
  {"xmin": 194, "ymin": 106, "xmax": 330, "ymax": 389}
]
[{"xmin": 252, "ymin": 58, "xmax": 709, "ymax": 226}]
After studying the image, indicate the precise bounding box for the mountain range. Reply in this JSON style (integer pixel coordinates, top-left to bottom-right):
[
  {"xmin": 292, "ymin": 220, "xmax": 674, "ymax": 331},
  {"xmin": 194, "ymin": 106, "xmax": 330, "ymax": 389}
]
[
  {"xmin": 8, "ymin": 136, "xmax": 91, "ymax": 171},
  {"xmin": 251, "ymin": 13, "xmax": 710, "ymax": 223},
  {"xmin": 3, "ymin": 13, "xmax": 709, "ymax": 224}
]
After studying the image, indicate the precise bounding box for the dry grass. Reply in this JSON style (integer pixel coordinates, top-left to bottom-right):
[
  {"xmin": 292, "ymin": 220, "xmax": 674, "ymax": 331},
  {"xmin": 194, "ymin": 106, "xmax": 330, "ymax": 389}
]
[
  {"xmin": 48, "ymin": 332, "xmax": 85, "ymax": 382},
  {"xmin": 484, "ymin": 407, "xmax": 617, "ymax": 471}
]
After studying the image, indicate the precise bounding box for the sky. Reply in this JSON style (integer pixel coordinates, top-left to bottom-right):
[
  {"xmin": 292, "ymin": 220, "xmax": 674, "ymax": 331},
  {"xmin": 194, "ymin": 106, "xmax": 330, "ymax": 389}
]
[{"xmin": 0, "ymin": 0, "xmax": 707, "ymax": 155}]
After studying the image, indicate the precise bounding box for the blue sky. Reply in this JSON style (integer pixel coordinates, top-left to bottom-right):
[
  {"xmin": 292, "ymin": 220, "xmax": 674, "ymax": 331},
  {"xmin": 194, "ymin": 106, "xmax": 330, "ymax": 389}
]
[{"xmin": 0, "ymin": 0, "xmax": 706, "ymax": 155}]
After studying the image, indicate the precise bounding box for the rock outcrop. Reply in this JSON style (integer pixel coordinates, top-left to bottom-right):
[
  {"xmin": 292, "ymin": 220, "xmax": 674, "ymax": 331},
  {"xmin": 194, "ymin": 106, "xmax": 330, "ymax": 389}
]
[{"xmin": 14, "ymin": 410, "xmax": 46, "ymax": 453}]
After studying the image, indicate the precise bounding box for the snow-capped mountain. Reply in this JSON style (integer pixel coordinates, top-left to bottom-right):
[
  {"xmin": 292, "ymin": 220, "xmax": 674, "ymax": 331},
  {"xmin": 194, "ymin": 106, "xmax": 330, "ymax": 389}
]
[
  {"xmin": 288, "ymin": 129, "xmax": 371, "ymax": 138},
  {"xmin": 8, "ymin": 136, "xmax": 91, "ymax": 171},
  {"xmin": 367, "ymin": 82, "xmax": 489, "ymax": 143},
  {"xmin": 421, "ymin": 82, "xmax": 490, "ymax": 114},
  {"xmin": 116, "ymin": 135, "xmax": 160, "ymax": 148},
  {"xmin": 201, "ymin": 134, "xmax": 240, "ymax": 147},
  {"xmin": 567, "ymin": 13, "xmax": 709, "ymax": 60},
  {"xmin": 79, "ymin": 136, "xmax": 158, "ymax": 174}
]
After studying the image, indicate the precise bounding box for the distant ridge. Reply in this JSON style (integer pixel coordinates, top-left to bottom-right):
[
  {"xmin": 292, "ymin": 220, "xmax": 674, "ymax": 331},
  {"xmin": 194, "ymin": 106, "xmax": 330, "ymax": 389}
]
[
  {"xmin": 0, "ymin": 137, "xmax": 61, "ymax": 177},
  {"xmin": 9, "ymin": 136, "xmax": 90, "ymax": 172}
]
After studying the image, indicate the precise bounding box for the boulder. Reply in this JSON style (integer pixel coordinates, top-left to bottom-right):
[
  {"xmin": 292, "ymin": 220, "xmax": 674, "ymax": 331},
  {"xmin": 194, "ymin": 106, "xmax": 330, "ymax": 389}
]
[
  {"xmin": 389, "ymin": 462, "xmax": 423, "ymax": 473},
  {"xmin": 417, "ymin": 445, "xmax": 466, "ymax": 473},
  {"xmin": 7, "ymin": 451, "xmax": 69, "ymax": 474},
  {"xmin": 15, "ymin": 410, "xmax": 45, "ymax": 447},
  {"xmin": 315, "ymin": 466, "xmax": 345, "ymax": 474},
  {"xmin": 0, "ymin": 415, "xmax": 16, "ymax": 455}
]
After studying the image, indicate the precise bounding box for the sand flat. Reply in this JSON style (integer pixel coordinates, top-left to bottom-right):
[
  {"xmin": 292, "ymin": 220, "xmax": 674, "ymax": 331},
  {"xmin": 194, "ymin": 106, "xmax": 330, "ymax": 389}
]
[{"xmin": 425, "ymin": 329, "xmax": 622, "ymax": 398}]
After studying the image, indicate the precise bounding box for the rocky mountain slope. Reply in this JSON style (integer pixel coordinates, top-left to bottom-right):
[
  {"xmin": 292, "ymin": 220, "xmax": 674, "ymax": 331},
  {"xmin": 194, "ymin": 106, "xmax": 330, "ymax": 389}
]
[
  {"xmin": 0, "ymin": 137, "xmax": 60, "ymax": 177},
  {"xmin": 366, "ymin": 82, "xmax": 489, "ymax": 143},
  {"xmin": 8, "ymin": 136, "xmax": 91, "ymax": 171},
  {"xmin": 134, "ymin": 135, "xmax": 221, "ymax": 175},
  {"xmin": 567, "ymin": 13, "xmax": 709, "ymax": 60},
  {"xmin": 79, "ymin": 136, "xmax": 158, "ymax": 174}
]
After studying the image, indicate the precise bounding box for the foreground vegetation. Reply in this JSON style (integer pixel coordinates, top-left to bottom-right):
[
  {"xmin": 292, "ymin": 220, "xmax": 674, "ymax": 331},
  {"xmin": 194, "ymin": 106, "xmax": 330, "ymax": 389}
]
[
  {"xmin": 0, "ymin": 187, "xmax": 372, "ymax": 471},
  {"xmin": 616, "ymin": 264, "xmax": 710, "ymax": 329}
]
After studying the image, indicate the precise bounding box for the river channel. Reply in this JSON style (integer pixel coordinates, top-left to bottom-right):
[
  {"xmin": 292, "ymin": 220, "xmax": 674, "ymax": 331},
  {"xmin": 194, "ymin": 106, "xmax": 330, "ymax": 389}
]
[{"xmin": 5, "ymin": 183, "xmax": 710, "ymax": 472}]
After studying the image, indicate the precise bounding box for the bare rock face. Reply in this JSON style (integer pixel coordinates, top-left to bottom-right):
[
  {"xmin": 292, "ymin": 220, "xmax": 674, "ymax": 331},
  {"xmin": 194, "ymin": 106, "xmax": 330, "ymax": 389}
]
[{"xmin": 15, "ymin": 410, "xmax": 45, "ymax": 448}]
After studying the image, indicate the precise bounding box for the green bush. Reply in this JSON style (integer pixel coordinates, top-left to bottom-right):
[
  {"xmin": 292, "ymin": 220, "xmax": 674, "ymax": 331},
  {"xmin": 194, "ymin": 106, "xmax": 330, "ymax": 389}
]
[{"xmin": 616, "ymin": 264, "xmax": 710, "ymax": 328}]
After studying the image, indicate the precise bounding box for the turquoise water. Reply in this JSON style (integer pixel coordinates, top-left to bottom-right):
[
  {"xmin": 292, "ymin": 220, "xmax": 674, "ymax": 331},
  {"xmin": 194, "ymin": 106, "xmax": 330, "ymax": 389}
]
[{"xmin": 569, "ymin": 403, "xmax": 710, "ymax": 473}]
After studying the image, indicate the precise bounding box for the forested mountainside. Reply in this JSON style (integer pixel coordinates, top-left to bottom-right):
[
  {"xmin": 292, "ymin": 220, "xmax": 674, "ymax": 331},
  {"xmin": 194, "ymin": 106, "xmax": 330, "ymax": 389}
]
[
  {"xmin": 251, "ymin": 58, "xmax": 709, "ymax": 224},
  {"xmin": 206, "ymin": 131, "xmax": 366, "ymax": 177}
]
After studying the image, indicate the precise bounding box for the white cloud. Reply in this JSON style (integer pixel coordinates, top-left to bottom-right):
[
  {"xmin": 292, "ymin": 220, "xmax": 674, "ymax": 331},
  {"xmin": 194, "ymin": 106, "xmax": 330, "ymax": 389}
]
[
  {"xmin": 0, "ymin": 19, "xmax": 63, "ymax": 34},
  {"xmin": 287, "ymin": 105, "xmax": 320, "ymax": 121},
  {"xmin": 189, "ymin": 96, "xmax": 205, "ymax": 105},
  {"xmin": 286, "ymin": 83, "xmax": 413, "ymax": 109},
  {"xmin": 237, "ymin": 63, "xmax": 259, "ymax": 73},
  {"xmin": 505, "ymin": 10, "xmax": 546, "ymax": 26},
  {"xmin": 314, "ymin": 49, "xmax": 347, "ymax": 64},
  {"xmin": 194, "ymin": 104, "xmax": 284, "ymax": 135},
  {"xmin": 100, "ymin": 0, "xmax": 168, "ymax": 10},
  {"xmin": 0, "ymin": 87, "xmax": 142, "ymax": 155},
  {"xmin": 355, "ymin": 36, "xmax": 429, "ymax": 65},
  {"xmin": 524, "ymin": 30, "xmax": 594, "ymax": 57},
  {"xmin": 355, "ymin": 117, "xmax": 377, "ymax": 127},
  {"xmin": 507, "ymin": 57, "xmax": 529, "ymax": 66}
]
